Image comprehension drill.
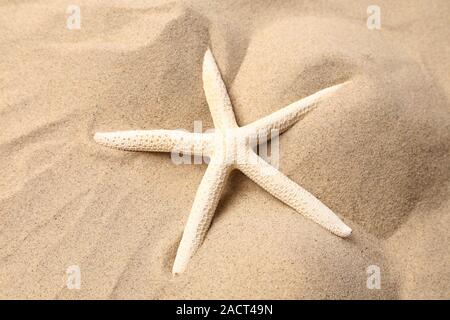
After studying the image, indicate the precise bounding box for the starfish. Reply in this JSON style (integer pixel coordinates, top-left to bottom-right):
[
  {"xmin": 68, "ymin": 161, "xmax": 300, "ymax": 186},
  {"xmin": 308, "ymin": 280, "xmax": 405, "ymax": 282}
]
[{"xmin": 94, "ymin": 47, "xmax": 352, "ymax": 274}]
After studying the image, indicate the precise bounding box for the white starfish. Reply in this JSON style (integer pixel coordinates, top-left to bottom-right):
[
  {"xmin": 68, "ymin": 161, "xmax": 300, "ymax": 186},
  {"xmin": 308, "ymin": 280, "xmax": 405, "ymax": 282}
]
[{"xmin": 94, "ymin": 47, "xmax": 352, "ymax": 274}]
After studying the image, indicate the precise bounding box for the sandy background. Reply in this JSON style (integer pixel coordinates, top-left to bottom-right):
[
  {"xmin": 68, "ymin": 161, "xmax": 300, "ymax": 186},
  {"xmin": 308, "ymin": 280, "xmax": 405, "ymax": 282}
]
[{"xmin": 0, "ymin": 0, "xmax": 449, "ymax": 299}]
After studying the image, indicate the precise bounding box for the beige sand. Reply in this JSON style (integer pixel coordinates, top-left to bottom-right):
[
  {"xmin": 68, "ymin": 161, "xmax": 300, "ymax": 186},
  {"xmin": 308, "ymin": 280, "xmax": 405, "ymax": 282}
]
[{"xmin": 0, "ymin": 0, "xmax": 449, "ymax": 299}]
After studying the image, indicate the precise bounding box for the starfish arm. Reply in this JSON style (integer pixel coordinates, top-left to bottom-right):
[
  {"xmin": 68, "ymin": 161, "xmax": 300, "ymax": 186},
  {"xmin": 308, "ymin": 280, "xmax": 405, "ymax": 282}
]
[
  {"xmin": 238, "ymin": 150, "xmax": 352, "ymax": 237},
  {"xmin": 94, "ymin": 130, "xmax": 213, "ymax": 156},
  {"xmin": 202, "ymin": 48, "xmax": 238, "ymax": 129},
  {"xmin": 172, "ymin": 159, "xmax": 231, "ymax": 274},
  {"xmin": 243, "ymin": 82, "xmax": 348, "ymax": 137}
]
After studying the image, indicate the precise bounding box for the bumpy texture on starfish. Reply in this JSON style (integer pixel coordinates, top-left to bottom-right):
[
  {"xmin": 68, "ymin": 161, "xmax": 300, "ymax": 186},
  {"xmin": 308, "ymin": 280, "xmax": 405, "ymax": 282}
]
[{"xmin": 94, "ymin": 47, "xmax": 352, "ymax": 274}]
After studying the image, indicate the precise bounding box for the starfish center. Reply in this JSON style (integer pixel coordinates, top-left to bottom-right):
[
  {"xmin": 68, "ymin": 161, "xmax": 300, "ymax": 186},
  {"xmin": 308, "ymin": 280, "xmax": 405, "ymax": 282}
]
[{"xmin": 211, "ymin": 128, "xmax": 261, "ymax": 166}]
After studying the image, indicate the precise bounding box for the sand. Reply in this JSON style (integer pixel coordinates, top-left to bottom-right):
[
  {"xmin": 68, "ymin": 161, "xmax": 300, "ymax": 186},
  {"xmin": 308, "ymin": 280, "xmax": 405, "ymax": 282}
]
[{"xmin": 0, "ymin": 0, "xmax": 449, "ymax": 299}]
